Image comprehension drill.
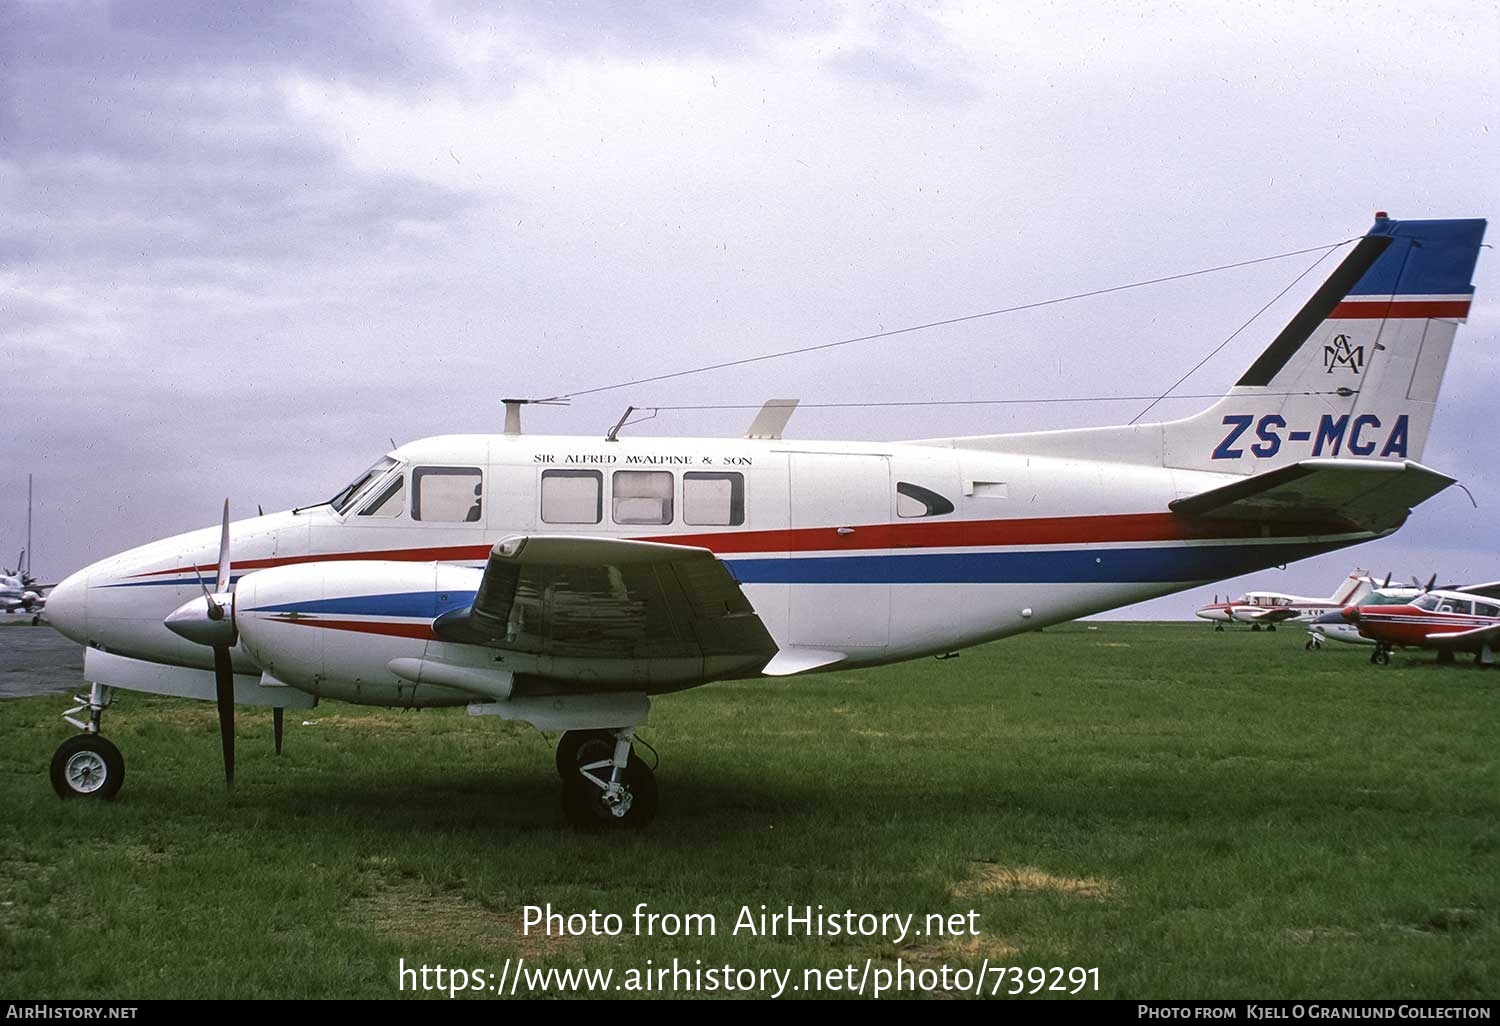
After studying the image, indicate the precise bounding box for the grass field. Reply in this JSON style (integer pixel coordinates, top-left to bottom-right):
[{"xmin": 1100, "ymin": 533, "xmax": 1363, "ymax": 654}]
[{"xmin": 1, "ymin": 622, "xmax": 1497, "ymax": 999}]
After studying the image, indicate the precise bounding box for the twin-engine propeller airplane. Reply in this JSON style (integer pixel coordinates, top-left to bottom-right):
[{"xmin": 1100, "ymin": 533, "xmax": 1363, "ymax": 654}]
[
  {"xmin": 1194, "ymin": 568, "xmax": 1371, "ymax": 632},
  {"xmin": 42, "ymin": 213, "xmax": 1486, "ymax": 828}
]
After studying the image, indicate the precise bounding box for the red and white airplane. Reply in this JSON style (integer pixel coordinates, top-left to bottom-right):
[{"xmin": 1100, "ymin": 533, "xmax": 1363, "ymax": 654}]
[
  {"xmin": 41, "ymin": 213, "xmax": 1486, "ymax": 827},
  {"xmin": 1340, "ymin": 581, "xmax": 1500, "ymax": 665},
  {"xmin": 1194, "ymin": 569, "xmax": 1371, "ymax": 631}
]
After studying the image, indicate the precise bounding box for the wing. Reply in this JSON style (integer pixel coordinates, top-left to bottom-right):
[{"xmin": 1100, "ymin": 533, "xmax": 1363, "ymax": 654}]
[
  {"xmin": 1169, "ymin": 458, "xmax": 1454, "ymax": 531},
  {"xmin": 433, "ymin": 535, "xmax": 777, "ymax": 670},
  {"xmin": 1241, "ymin": 607, "xmax": 1303, "ymax": 623},
  {"xmin": 1424, "ymin": 622, "xmax": 1500, "ymax": 646},
  {"xmin": 1455, "ymin": 580, "xmax": 1500, "ymax": 601}
]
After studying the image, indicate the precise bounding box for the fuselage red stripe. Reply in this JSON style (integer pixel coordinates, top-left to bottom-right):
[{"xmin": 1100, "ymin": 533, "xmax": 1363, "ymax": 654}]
[
  {"xmin": 1329, "ymin": 299, "xmax": 1471, "ymax": 319},
  {"xmin": 135, "ymin": 511, "xmax": 1352, "ymax": 579}
]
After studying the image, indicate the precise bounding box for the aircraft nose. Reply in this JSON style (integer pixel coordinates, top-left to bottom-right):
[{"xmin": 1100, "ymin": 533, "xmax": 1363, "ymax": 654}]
[{"xmin": 46, "ymin": 567, "xmax": 89, "ymax": 644}]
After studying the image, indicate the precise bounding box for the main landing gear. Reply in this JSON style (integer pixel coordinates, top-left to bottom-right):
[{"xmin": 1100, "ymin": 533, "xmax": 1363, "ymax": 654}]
[
  {"xmin": 50, "ymin": 683, "xmax": 124, "ymax": 800},
  {"xmin": 555, "ymin": 728, "xmax": 658, "ymax": 830}
]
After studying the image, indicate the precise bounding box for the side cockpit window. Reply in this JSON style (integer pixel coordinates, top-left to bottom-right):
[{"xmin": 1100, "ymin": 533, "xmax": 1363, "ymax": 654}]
[
  {"xmin": 413, "ymin": 467, "xmax": 483, "ymax": 522},
  {"xmin": 358, "ymin": 475, "xmax": 405, "ymax": 518},
  {"xmin": 896, "ymin": 481, "xmax": 955, "ymax": 519},
  {"xmin": 330, "ymin": 456, "xmax": 398, "ymax": 514}
]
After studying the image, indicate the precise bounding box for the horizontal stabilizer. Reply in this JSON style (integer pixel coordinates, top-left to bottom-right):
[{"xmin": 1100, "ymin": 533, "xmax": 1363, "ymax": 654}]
[{"xmin": 1169, "ymin": 458, "xmax": 1455, "ymax": 531}]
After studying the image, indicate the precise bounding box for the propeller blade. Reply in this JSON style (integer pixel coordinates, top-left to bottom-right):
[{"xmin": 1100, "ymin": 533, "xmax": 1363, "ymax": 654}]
[
  {"xmin": 1424, "ymin": 573, "xmax": 1437, "ymax": 593},
  {"xmin": 213, "ymin": 646, "xmax": 236, "ymax": 789},
  {"xmin": 1382, "ymin": 572, "xmax": 1392, "ymax": 589},
  {"xmin": 215, "ymin": 499, "xmax": 232, "ymax": 594}
]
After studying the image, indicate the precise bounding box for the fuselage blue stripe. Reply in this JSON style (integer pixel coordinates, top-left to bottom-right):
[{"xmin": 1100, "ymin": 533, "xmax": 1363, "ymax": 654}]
[
  {"xmin": 246, "ymin": 591, "xmax": 477, "ymax": 618},
  {"xmin": 724, "ymin": 542, "xmax": 1342, "ymax": 585}
]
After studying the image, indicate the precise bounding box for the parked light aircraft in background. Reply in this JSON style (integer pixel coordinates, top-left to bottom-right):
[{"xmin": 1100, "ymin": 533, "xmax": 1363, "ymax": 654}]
[
  {"xmin": 1303, "ymin": 574, "xmax": 1420, "ymax": 649},
  {"xmin": 1, "ymin": 553, "xmax": 51, "ymax": 625},
  {"xmin": 1195, "ymin": 569, "xmax": 1371, "ymax": 632},
  {"xmin": 41, "ymin": 213, "xmax": 1486, "ymax": 827},
  {"xmin": 3, "ymin": 475, "xmax": 51, "ymax": 625},
  {"xmin": 1335, "ymin": 579, "xmax": 1500, "ymax": 664}
]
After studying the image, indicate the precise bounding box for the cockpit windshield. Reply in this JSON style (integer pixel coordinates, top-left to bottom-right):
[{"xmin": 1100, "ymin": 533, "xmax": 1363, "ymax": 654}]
[
  {"xmin": 329, "ymin": 457, "xmax": 399, "ymax": 515},
  {"xmin": 1413, "ymin": 593, "xmax": 1441, "ymax": 611}
]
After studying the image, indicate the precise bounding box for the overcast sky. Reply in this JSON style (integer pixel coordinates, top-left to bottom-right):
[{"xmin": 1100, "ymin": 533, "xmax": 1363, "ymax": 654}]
[{"xmin": 3, "ymin": 0, "xmax": 1497, "ymax": 618}]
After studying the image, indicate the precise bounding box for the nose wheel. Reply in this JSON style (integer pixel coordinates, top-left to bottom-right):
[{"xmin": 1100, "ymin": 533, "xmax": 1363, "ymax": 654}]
[
  {"xmin": 51, "ymin": 733, "xmax": 125, "ymax": 800},
  {"xmin": 52, "ymin": 683, "xmax": 125, "ymax": 800},
  {"xmin": 556, "ymin": 728, "xmax": 658, "ymax": 830},
  {"xmin": 1371, "ymin": 645, "xmax": 1392, "ymax": 666}
]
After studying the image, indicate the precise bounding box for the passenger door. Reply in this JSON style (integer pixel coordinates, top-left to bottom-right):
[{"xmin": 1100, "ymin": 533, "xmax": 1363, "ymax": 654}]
[{"xmin": 786, "ymin": 453, "xmax": 890, "ymax": 650}]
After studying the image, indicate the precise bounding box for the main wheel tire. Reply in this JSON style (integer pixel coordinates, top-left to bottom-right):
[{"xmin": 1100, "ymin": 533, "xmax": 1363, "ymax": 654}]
[
  {"xmin": 562, "ymin": 757, "xmax": 658, "ymax": 831},
  {"xmin": 1372, "ymin": 650, "xmax": 1390, "ymax": 666},
  {"xmin": 554, "ymin": 729, "xmax": 616, "ymax": 779},
  {"xmin": 1214, "ymin": 624, "xmax": 1225, "ymax": 633},
  {"xmin": 50, "ymin": 734, "xmax": 124, "ymax": 800}
]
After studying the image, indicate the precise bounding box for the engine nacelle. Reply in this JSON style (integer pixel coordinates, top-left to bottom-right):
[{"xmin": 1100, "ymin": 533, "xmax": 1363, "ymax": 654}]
[{"xmin": 234, "ymin": 560, "xmax": 485, "ymax": 707}]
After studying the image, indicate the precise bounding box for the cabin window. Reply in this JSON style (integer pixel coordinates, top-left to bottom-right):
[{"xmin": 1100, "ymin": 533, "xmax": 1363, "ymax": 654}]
[
  {"xmin": 612, "ymin": 471, "xmax": 674, "ymax": 525},
  {"xmin": 683, "ymin": 472, "xmax": 745, "ymax": 526},
  {"xmin": 896, "ymin": 482, "xmax": 955, "ymax": 519},
  {"xmin": 412, "ymin": 467, "xmax": 483, "ymax": 523},
  {"xmin": 541, "ymin": 470, "xmax": 602, "ymax": 524},
  {"xmin": 1436, "ymin": 598, "xmax": 1472, "ymax": 615},
  {"xmin": 357, "ymin": 475, "xmax": 405, "ymax": 518},
  {"xmin": 1474, "ymin": 601, "xmax": 1500, "ymax": 618}
]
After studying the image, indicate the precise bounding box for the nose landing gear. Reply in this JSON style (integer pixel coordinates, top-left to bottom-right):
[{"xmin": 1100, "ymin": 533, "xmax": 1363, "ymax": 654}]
[
  {"xmin": 1371, "ymin": 644, "xmax": 1392, "ymax": 666},
  {"xmin": 51, "ymin": 683, "xmax": 124, "ymax": 800}
]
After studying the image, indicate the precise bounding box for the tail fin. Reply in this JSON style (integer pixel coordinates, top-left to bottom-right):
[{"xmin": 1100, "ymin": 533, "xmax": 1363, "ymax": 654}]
[
  {"xmin": 921, "ymin": 214, "xmax": 1486, "ymax": 474},
  {"xmin": 1330, "ymin": 570, "xmax": 1370, "ymax": 606}
]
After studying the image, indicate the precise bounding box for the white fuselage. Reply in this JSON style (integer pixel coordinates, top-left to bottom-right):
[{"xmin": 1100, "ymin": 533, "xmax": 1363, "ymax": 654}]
[
  {"xmin": 1196, "ymin": 592, "xmax": 1351, "ymax": 626},
  {"xmin": 46, "ymin": 433, "xmax": 1378, "ymax": 708}
]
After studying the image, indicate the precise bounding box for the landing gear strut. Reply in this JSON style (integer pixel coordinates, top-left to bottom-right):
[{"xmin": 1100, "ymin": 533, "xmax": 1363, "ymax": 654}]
[
  {"xmin": 51, "ymin": 683, "xmax": 125, "ymax": 800},
  {"xmin": 556, "ymin": 728, "xmax": 657, "ymax": 830},
  {"xmin": 1371, "ymin": 644, "xmax": 1392, "ymax": 666}
]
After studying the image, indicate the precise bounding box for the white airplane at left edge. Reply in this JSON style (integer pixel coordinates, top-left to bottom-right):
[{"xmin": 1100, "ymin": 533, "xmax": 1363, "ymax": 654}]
[{"xmin": 40, "ymin": 212, "xmax": 1487, "ymax": 829}]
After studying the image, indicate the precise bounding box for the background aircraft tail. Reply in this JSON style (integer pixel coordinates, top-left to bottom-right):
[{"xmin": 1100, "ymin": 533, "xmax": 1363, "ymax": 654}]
[
  {"xmin": 1331, "ymin": 570, "xmax": 1371, "ymax": 606},
  {"xmin": 923, "ymin": 214, "xmax": 1486, "ymax": 476}
]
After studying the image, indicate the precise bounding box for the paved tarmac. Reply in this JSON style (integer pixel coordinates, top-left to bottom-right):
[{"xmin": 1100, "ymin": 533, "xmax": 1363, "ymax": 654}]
[{"xmin": 0, "ymin": 622, "xmax": 84, "ymax": 698}]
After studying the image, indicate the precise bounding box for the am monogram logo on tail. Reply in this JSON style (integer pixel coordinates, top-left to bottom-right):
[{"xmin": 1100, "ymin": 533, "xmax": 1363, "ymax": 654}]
[{"xmin": 1324, "ymin": 334, "xmax": 1363, "ymax": 373}]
